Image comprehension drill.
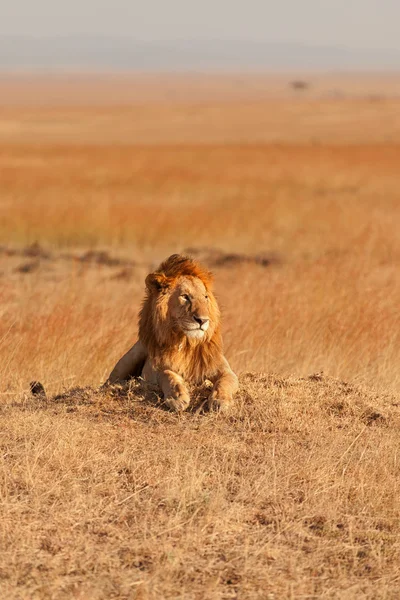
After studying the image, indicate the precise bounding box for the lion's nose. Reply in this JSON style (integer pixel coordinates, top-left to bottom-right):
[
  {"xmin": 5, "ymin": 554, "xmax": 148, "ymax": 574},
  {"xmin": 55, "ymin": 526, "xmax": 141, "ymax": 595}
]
[{"xmin": 193, "ymin": 315, "xmax": 209, "ymax": 327}]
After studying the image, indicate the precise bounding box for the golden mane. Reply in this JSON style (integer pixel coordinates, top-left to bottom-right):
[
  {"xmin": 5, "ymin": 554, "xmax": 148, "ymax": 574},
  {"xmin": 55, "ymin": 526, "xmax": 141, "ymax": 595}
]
[
  {"xmin": 138, "ymin": 254, "xmax": 223, "ymax": 383},
  {"xmin": 146, "ymin": 253, "xmax": 214, "ymax": 290}
]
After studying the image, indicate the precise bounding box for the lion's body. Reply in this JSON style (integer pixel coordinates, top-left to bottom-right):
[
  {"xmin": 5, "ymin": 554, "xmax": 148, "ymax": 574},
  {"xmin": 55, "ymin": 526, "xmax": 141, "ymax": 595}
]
[{"xmin": 107, "ymin": 254, "xmax": 238, "ymax": 411}]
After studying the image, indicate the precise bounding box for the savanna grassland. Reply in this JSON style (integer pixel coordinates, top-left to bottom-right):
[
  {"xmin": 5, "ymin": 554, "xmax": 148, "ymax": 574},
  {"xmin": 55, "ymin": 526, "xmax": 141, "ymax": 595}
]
[{"xmin": 1, "ymin": 74, "xmax": 400, "ymax": 599}]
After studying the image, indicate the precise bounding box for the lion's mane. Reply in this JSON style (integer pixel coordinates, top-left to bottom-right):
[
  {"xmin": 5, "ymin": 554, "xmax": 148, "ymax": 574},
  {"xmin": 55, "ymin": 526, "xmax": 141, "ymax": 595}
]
[{"xmin": 138, "ymin": 254, "xmax": 224, "ymax": 383}]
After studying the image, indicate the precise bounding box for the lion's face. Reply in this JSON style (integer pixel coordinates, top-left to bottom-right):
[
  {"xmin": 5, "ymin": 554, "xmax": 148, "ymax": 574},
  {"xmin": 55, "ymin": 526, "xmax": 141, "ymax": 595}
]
[
  {"xmin": 168, "ymin": 276, "xmax": 214, "ymax": 340},
  {"xmin": 141, "ymin": 255, "xmax": 221, "ymax": 351}
]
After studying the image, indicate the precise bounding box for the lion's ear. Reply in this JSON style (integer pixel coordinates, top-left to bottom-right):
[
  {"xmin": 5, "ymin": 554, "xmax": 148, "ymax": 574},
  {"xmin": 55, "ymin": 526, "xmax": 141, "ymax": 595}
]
[{"xmin": 145, "ymin": 272, "xmax": 169, "ymax": 292}]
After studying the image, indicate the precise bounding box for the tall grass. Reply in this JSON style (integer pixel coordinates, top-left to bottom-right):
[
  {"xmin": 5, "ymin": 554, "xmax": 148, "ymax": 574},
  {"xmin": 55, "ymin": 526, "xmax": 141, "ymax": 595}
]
[{"xmin": 1, "ymin": 139, "xmax": 400, "ymax": 394}]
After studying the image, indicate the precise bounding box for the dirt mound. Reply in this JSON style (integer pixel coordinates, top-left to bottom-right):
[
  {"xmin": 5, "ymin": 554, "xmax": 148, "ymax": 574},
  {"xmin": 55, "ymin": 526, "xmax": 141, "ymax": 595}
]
[
  {"xmin": 63, "ymin": 249, "xmax": 134, "ymax": 268},
  {"xmin": 1, "ymin": 243, "xmax": 136, "ymax": 275},
  {"xmin": 19, "ymin": 372, "xmax": 398, "ymax": 430},
  {"xmin": 184, "ymin": 246, "xmax": 281, "ymax": 268},
  {"xmin": 238, "ymin": 372, "xmax": 396, "ymax": 429},
  {"xmin": 0, "ymin": 241, "xmax": 52, "ymax": 261}
]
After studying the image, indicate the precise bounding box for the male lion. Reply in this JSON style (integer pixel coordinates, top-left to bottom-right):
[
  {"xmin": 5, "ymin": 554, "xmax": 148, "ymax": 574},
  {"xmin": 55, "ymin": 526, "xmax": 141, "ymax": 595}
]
[{"xmin": 106, "ymin": 254, "xmax": 238, "ymax": 412}]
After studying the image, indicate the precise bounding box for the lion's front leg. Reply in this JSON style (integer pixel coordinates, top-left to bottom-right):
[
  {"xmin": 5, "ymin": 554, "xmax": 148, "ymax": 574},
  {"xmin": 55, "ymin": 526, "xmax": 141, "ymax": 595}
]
[
  {"xmin": 209, "ymin": 358, "xmax": 238, "ymax": 413},
  {"xmin": 106, "ymin": 340, "xmax": 147, "ymax": 384},
  {"xmin": 159, "ymin": 369, "xmax": 191, "ymax": 412}
]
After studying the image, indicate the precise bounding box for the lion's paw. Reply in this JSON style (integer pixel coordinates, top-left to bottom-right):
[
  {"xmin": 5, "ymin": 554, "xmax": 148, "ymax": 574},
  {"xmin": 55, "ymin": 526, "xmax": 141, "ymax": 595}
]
[
  {"xmin": 208, "ymin": 391, "xmax": 233, "ymax": 413},
  {"xmin": 165, "ymin": 392, "xmax": 191, "ymax": 412}
]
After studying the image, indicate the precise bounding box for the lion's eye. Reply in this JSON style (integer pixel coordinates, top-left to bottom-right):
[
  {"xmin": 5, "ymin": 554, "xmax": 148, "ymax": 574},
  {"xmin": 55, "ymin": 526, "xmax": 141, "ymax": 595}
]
[{"xmin": 182, "ymin": 294, "xmax": 191, "ymax": 301}]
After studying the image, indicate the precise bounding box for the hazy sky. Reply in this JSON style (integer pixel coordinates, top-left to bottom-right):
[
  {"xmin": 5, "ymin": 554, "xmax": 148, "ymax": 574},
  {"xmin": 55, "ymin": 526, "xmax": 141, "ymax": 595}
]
[{"xmin": 2, "ymin": 0, "xmax": 400, "ymax": 50}]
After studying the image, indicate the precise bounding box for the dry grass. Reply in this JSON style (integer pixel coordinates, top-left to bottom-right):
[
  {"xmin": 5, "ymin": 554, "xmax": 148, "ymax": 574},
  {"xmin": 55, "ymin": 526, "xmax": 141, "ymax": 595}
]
[
  {"xmin": 1, "ymin": 74, "xmax": 400, "ymax": 598},
  {"xmin": 1, "ymin": 376, "xmax": 399, "ymax": 599}
]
